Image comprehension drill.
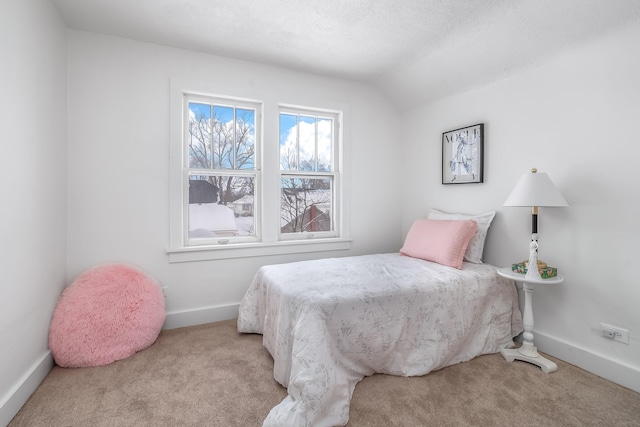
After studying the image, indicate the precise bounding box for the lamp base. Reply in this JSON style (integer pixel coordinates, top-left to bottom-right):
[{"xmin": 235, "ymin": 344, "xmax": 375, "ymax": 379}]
[{"xmin": 526, "ymin": 235, "xmax": 541, "ymax": 280}]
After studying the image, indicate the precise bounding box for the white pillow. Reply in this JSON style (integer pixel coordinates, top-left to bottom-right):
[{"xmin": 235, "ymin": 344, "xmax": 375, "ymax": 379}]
[{"xmin": 426, "ymin": 209, "xmax": 496, "ymax": 263}]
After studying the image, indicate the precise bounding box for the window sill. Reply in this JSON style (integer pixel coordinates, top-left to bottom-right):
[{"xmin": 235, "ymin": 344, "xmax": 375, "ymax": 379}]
[{"xmin": 166, "ymin": 238, "xmax": 352, "ymax": 263}]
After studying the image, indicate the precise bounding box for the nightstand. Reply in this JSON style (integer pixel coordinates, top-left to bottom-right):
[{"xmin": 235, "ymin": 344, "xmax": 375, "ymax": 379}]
[{"xmin": 497, "ymin": 267, "xmax": 564, "ymax": 373}]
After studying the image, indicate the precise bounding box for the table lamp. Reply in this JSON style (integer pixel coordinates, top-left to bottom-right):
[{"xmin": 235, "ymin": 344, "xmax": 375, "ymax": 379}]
[{"xmin": 504, "ymin": 168, "xmax": 568, "ymax": 279}]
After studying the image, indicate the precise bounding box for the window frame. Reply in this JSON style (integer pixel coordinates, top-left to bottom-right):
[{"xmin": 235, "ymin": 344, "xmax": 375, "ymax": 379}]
[
  {"xmin": 183, "ymin": 93, "xmax": 262, "ymax": 247},
  {"xmin": 167, "ymin": 79, "xmax": 351, "ymax": 262},
  {"xmin": 278, "ymin": 105, "xmax": 341, "ymax": 241}
]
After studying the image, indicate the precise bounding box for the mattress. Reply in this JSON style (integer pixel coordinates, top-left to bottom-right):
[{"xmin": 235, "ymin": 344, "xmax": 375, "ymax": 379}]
[{"xmin": 238, "ymin": 253, "xmax": 523, "ymax": 426}]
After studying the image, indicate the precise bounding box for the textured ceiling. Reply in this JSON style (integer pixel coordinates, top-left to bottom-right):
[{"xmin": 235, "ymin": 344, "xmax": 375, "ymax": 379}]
[{"xmin": 52, "ymin": 0, "xmax": 640, "ymax": 109}]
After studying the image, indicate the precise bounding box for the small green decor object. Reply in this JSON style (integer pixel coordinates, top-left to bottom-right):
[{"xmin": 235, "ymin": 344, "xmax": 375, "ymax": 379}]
[{"xmin": 511, "ymin": 262, "xmax": 557, "ymax": 279}]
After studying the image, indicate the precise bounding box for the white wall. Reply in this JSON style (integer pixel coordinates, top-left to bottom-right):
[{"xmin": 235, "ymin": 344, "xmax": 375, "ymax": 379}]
[
  {"xmin": 400, "ymin": 20, "xmax": 640, "ymax": 391},
  {"xmin": 5, "ymin": 7, "xmax": 637, "ymax": 422},
  {"xmin": 0, "ymin": 0, "xmax": 68, "ymax": 424},
  {"xmin": 66, "ymin": 32, "xmax": 402, "ymax": 325}
]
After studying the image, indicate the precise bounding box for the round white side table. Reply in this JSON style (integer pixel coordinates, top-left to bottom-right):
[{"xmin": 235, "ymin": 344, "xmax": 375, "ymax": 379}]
[{"xmin": 497, "ymin": 267, "xmax": 564, "ymax": 373}]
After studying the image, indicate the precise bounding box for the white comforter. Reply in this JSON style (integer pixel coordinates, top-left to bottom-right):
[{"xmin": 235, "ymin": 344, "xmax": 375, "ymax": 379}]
[{"xmin": 237, "ymin": 253, "xmax": 523, "ymax": 427}]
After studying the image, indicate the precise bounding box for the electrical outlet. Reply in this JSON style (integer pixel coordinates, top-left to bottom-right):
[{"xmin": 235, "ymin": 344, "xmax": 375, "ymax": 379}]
[
  {"xmin": 601, "ymin": 323, "xmax": 629, "ymax": 344},
  {"xmin": 161, "ymin": 286, "xmax": 168, "ymax": 298}
]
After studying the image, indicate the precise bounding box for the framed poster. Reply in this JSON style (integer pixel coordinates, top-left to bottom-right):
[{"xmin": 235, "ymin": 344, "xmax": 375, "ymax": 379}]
[{"xmin": 442, "ymin": 123, "xmax": 484, "ymax": 184}]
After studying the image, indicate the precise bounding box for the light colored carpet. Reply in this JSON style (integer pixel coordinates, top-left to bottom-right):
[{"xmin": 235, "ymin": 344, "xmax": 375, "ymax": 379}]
[{"xmin": 9, "ymin": 319, "xmax": 640, "ymax": 426}]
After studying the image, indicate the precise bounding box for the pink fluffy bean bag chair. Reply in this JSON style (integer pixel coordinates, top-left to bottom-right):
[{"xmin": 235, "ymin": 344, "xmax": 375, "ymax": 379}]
[{"xmin": 49, "ymin": 264, "xmax": 166, "ymax": 368}]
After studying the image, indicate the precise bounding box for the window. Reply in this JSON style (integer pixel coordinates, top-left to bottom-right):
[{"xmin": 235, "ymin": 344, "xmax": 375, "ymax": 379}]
[
  {"xmin": 183, "ymin": 94, "xmax": 260, "ymax": 245},
  {"xmin": 279, "ymin": 107, "xmax": 340, "ymax": 240},
  {"xmin": 168, "ymin": 79, "xmax": 350, "ymax": 261}
]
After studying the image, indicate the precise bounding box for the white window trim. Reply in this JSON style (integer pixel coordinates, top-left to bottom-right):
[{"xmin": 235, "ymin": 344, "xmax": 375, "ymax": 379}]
[
  {"xmin": 167, "ymin": 238, "xmax": 352, "ymax": 263},
  {"xmin": 168, "ymin": 78, "xmax": 351, "ymax": 262}
]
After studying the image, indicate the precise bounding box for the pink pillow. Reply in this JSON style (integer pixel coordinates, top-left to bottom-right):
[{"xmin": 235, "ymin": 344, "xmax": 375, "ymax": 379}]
[
  {"xmin": 49, "ymin": 264, "xmax": 166, "ymax": 368},
  {"xmin": 400, "ymin": 219, "xmax": 478, "ymax": 269}
]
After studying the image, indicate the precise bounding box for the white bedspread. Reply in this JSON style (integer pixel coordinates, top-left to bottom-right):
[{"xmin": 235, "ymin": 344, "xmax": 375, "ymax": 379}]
[{"xmin": 238, "ymin": 253, "xmax": 523, "ymax": 427}]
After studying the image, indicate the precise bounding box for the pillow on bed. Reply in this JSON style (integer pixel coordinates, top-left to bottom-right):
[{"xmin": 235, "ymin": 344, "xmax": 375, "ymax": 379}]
[
  {"xmin": 400, "ymin": 219, "xmax": 477, "ymax": 269},
  {"xmin": 427, "ymin": 209, "xmax": 495, "ymax": 264}
]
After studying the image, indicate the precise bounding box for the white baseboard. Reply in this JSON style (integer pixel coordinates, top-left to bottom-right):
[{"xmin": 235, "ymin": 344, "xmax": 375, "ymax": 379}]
[
  {"xmin": 0, "ymin": 351, "xmax": 54, "ymax": 427},
  {"xmin": 535, "ymin": 331, "xmax": 640, "ymax": 393},
  {"xmin": 163, "ymin": 303, "xmax": 239, "ymax": 330}
]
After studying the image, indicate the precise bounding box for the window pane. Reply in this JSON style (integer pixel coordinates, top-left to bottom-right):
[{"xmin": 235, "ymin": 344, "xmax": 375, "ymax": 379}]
[
  {"xmin": 188, "ymin": 175, "xmax": 255, "ymax": 238},
  {"xmin": 299, "ymin": 116, "xmax": 316, "ymax": 171},
  {"xmin": 213, "ymin": 106, "xmax": 234, "ymax": 169},
  {"xmin": 317, "ymin": 118, "xmax": 332, "ymax": 172},
  {"xmin": 236, "ymin": 108, "xmax": 255, "ymax": 170},
  {"xmin": 280, "ymin": 113, "xmax": 297, "ymax": 170},
  {"xmin": 280, "ymin": 177, "xmax": 333, "ymax": 233},
  {"xmin": 188, "ymin": 103, "xmax": 211, "ymax": 168}
]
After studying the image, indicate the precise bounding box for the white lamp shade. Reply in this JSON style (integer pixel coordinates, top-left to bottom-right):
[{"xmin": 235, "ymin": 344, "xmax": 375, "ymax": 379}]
[{"xmin": 504, "ymin": 170, "xmax": 568, "ymax": 207}]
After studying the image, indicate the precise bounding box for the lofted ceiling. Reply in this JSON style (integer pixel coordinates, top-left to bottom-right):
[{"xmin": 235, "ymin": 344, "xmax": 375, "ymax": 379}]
[{"xmin": 52, "ymin": 0, "xmax": 640, "ymax": 109}]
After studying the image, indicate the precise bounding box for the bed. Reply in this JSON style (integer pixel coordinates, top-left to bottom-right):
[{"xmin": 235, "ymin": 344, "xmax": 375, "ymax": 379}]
[{"xmin": 238, "ymin": 212, "xmax": 523, "ymax": 426}]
